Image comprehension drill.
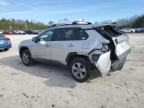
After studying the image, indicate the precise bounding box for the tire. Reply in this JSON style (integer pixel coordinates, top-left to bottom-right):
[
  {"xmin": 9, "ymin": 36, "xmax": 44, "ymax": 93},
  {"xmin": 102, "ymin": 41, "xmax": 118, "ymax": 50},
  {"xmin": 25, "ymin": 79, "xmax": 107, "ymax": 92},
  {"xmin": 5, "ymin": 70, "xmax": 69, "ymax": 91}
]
[
  {"xmin": 21, "ymin": 49, "xmax": 34, "ymax": 66},
  {"xmin": 4, "ymin": 48, "xmax": 9, "ymax": 51},
  {"xmin": 69, "ymin": 57, "xmax": 91, "ymax": 82}
]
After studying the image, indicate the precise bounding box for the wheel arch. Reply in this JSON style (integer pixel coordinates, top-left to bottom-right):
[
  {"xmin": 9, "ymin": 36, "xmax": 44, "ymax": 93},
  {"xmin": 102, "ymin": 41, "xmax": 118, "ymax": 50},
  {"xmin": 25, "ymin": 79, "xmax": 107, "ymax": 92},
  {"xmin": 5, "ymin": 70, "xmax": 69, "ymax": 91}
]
[
  {"xmin": 19, "ymin": 46, "xmax": 31, "ymax": 57},
  {"xmin": 66, "ymin": 52, "xmax": 91, "ymax": 66}
]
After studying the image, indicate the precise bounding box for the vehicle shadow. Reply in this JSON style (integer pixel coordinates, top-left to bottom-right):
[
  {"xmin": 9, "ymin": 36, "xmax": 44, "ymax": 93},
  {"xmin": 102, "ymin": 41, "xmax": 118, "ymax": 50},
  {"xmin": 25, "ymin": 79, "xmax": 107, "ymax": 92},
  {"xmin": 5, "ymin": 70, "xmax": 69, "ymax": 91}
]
[
  {"xmin": 0, "ymin": 55, "xmax": 77, "ymax": 88},
  {"xmin": 0, "ymin": 56, "xmax": 101, "ymax": 88},
  {"xmin": 0, "ymin": 50, "xmax": 5, "ymax": 52}
]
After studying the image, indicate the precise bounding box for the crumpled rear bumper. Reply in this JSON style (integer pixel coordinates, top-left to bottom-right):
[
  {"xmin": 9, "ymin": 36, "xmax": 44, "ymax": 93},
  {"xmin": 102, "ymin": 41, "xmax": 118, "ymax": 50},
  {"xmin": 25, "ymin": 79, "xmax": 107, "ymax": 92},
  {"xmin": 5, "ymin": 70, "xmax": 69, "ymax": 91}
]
[
  {"xmin": 93, "ymin": 51, "xmax": 111, "ymax": 75},
  {"xmin": 92, "ymin": 48, "xmax": 131, "ymax": 75}
]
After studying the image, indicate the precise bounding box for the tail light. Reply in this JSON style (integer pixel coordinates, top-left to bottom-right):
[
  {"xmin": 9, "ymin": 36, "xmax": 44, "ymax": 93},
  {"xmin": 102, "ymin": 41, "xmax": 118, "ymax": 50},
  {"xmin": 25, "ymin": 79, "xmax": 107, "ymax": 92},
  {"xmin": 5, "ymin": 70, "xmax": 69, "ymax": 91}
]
[
  {"xmin": 5, "ymin": 38, "xmax": 11, "ymax": 43},
  {"xmin": 101, "ymin": 44, "xmax": 109, "ymax": 53}
]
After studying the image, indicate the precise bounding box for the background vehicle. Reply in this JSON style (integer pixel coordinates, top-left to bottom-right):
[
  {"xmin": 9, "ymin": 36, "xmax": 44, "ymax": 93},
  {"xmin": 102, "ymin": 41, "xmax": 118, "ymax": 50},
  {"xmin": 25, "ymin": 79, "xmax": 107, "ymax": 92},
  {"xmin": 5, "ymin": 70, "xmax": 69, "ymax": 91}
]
[
  {"xmin": 0, "ymin": 31, "xmax": 3, "ymax": 34},
  {"xmin": 0, "ymin": 34, "xmax": 11, "ymax": 51},
  {"xmin": 135, "ymin": 28, "xmax": 144, "ymax": 33},
  {"xmin": 2, "ymin": 31, "xmax": 14, "ymax": 35},
  {"xmin": 31, "ymin": 30, "xmax": 40, "ymax": 34},
  {"xmin": 121, "ymin": 28, "xmax": 135, "ymax": 33},
  {"xmin": 23, "ymin": 30, "xmax": 35, "ymax": 34},
  {"xmin": 19, "ymin": 21, "xmax": 131, "ymax": 82},
  {"xmin": 23, "ymin": 30, "xmax": 39, "ymax": 34},
  {"xmin": 14, "ymin": 30, "xmax": 25, "ymax": 34}
]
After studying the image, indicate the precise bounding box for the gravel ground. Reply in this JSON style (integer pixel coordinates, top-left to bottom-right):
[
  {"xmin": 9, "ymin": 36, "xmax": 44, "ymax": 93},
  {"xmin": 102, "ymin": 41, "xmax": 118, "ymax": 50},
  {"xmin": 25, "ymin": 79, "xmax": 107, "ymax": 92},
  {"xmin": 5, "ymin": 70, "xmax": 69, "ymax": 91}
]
[{"xmin": 0, "ymin": 33, "xmax": 144, "ymax": 108}]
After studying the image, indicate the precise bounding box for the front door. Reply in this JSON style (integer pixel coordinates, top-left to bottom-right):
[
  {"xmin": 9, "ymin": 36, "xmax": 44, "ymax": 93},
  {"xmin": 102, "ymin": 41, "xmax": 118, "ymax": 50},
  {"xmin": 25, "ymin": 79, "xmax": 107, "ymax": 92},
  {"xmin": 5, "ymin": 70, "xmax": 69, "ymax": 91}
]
[{"xmin": 31, "ymin": 29, "xmax": 54, "ymax": 59}]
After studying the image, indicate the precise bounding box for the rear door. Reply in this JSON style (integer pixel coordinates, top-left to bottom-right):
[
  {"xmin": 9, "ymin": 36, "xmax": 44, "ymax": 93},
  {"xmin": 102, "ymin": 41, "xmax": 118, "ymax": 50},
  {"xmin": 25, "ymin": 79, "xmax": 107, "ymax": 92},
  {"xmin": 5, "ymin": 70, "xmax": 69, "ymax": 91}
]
[{"xmin": 50, "ymin": 28, "xmax": 88, "ymax": 64}]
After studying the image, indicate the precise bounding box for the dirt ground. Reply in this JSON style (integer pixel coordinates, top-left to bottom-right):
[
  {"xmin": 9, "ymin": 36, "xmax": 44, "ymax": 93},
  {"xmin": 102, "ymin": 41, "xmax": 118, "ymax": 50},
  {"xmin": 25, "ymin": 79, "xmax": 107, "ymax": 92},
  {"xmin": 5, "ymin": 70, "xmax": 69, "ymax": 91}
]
[{"xmin": 0, "ymin": 33, "xmax": 144, "ymax": 108}]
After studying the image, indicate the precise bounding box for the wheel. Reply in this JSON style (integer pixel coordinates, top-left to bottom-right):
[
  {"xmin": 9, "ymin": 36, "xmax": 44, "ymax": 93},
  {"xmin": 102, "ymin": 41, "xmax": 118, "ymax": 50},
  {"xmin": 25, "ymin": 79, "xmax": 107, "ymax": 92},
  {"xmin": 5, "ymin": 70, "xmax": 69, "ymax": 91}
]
[
  {"xmin": 4, "ymin": 48, "xmax": 9, "ymax": 51},
  {"xmin": 69, "ymin": 57, "xmax": 91, "ymax": 82},
  {"xmin": 21, "ymin": 49, "xmax": 34, "ymax": 66}
]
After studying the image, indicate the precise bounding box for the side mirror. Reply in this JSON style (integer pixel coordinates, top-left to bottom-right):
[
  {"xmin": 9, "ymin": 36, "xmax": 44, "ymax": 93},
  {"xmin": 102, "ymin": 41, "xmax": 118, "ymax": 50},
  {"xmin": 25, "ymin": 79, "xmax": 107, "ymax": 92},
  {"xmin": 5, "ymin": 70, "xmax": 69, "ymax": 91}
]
[{"xmin": 32, "ymin": 37, "xmax": 40, "ymax": 43}]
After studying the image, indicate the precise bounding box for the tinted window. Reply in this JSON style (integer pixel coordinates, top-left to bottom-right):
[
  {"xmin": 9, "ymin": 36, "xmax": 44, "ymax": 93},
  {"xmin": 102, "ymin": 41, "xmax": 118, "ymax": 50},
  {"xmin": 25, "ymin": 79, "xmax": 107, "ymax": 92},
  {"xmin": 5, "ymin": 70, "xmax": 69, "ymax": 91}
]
[
  {"xmin": 39, "ymin": 30, "xmax": 54, "ymax": 41},
  {"xmin": 52, "ymin": 28, "xmax": 88, "ymax": 41},
  {"xmin": 52, "ymin": 29, "xmax": 64, "ymax": 41}
]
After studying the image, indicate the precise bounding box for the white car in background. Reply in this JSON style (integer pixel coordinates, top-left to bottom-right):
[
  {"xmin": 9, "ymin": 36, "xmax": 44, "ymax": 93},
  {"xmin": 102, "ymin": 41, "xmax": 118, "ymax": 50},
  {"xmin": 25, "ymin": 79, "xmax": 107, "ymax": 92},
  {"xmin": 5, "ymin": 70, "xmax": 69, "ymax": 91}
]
[
  {"xmin": 14, "ymin": 30, "xmax": 25, "ymax": 34},
  {"xmin": 0, "ymin": 31, "xmax": 3, "ymax": 34},
  {"xmin": 121, "ymin": 28, "xmax": 135, "ymax": 33}
]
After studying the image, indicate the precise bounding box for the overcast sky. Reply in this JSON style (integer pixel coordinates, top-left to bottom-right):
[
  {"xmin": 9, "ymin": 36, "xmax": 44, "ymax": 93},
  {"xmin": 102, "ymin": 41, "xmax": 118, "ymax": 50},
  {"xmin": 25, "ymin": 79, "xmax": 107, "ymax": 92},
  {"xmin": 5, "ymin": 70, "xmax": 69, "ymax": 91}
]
[{"xmin": 0, "ymin": 0, "xmax": 143, "ymax": 23}]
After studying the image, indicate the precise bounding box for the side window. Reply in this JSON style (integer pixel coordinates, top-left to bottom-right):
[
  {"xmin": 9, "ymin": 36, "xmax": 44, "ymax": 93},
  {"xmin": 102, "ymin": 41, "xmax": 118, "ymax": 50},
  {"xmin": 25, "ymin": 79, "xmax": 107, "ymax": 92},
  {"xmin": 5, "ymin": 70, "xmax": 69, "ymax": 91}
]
[
  {"xmin": 65, "ymin": 29, "xmax": 74, "ymax": 40},
  {"xmin": 52, "ymin": 28, "xmax": 88, "ymax": 41},
  {"xmin": 52, "ymin": 29, "xmax": 64, "ymax": 41},
  {"xmin": 39, "ymin": 30, "xmax": 54, "ymax": 41},
  {"xmin": 73, "ymin": 29, "xmax": 88, "ymax": 40}
]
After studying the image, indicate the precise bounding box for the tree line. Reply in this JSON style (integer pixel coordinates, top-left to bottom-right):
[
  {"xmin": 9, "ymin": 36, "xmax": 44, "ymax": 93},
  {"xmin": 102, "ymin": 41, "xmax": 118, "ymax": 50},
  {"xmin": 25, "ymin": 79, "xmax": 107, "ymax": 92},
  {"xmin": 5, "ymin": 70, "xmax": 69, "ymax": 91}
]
[
  {"xmin": 0, "ymin": 18, "xmax": 48, "ymax": 30},
  {"xmin": 96, "ymin": 14, "xmax": 144, "ymax": 28},
  {"xmin": 0, "ymin": 15, "xmax": 143, "ymax": 30}
]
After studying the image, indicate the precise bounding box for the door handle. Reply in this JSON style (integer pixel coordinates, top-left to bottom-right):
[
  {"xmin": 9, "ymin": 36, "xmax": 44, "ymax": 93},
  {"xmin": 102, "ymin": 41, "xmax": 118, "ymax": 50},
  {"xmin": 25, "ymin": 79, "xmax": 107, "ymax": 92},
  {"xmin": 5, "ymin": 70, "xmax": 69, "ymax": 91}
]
[{"xmin": 67, "ymin": 43, "xmax": 74, "ymax": 47}]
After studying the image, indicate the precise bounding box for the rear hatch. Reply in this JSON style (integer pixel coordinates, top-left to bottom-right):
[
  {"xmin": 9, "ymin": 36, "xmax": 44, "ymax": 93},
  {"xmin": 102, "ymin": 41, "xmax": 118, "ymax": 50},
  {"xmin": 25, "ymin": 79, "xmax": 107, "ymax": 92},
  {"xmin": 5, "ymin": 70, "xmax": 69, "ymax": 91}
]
[{"xmin": 94, "ymin": 25, "xmax": 131, "ymax": 61}]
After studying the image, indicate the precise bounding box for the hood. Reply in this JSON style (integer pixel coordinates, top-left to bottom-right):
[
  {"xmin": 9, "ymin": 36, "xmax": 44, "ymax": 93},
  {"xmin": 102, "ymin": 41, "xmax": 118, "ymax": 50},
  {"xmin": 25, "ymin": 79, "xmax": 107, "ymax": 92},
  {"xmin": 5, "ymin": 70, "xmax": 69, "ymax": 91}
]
[{"xmin": 20, "ymin": 39, "xmax": 33, "ymax": 47}]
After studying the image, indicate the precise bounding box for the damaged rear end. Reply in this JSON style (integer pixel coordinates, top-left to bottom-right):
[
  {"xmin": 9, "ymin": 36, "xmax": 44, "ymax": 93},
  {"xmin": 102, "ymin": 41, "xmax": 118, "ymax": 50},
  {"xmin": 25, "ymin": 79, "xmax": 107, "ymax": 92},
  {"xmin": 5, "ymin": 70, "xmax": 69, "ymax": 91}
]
[{"xmin": 86, "ymin": 25, "xmax": 131, "ymax": 75}]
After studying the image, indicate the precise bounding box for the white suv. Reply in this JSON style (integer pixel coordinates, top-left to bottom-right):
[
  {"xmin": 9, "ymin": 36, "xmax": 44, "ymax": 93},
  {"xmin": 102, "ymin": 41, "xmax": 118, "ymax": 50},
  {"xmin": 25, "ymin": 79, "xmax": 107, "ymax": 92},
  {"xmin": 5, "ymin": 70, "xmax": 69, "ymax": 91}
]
[{"xmin": 19, "ymin": 21, "xmax": 131, "ymax": 82}]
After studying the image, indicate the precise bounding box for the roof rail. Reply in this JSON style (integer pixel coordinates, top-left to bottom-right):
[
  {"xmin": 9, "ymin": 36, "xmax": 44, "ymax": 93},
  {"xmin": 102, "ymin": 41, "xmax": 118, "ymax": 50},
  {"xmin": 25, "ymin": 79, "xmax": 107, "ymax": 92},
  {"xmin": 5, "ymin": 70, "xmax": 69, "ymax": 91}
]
[
  {"xmin": 72, "ymin": 21, "xmax": 92, "ymax": 25},
  {"xmin": 50, "ymin": 21, "xmax": 92, "ymax": 27},
  {"xmin": 51, "ymin": 24, "xmax": 71, "ymax": 27}
]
